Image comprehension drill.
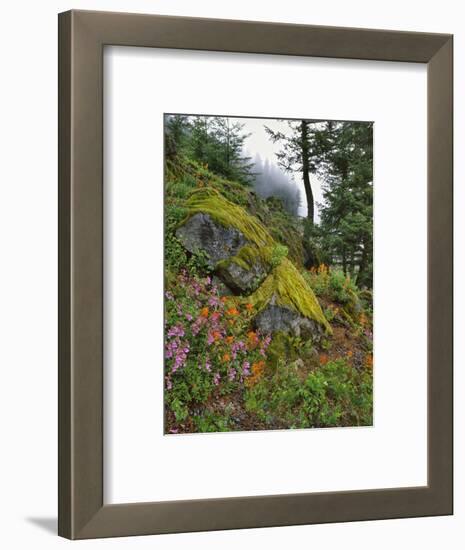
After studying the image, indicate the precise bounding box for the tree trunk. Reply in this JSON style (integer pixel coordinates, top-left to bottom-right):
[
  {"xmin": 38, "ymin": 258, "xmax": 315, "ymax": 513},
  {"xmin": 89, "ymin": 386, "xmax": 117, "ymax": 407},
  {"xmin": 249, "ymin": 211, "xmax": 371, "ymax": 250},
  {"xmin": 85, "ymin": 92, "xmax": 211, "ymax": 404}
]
[
  {"xmin": 342, "ymin": 248, "xmax": 347, "ymax": 275},
  {"xmin": 300, "ymin": 121, "xmax": 314, "ymax": 224},
  {"xmin": 357, "ymin": 237, "xmax": 370, "ymax": 288}
]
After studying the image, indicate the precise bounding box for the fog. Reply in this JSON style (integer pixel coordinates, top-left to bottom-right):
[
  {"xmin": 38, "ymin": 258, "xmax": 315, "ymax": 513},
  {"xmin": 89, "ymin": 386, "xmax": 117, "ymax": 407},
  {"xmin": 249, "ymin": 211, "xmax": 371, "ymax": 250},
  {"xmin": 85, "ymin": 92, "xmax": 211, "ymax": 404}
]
[{"xmin": 228, "ymin": 117, "xmax": 324, "ymax": 221}]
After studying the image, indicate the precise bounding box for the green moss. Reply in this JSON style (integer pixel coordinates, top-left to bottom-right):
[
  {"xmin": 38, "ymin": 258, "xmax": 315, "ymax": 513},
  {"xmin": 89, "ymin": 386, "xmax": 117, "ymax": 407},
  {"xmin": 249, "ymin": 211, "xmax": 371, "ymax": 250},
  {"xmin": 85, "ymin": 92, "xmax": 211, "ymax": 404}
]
[
  {"xmin": 184, "ymin": 187, "xmax": 274, "ymax": 248},
  {"xmin": 248, "ymin": 259, "xmax": 332, "ymax": 334},
  {"xmin": 167, "ymin": 156, "xmax": 250, "ymax": 207},
  {"xmin": 267, "ymin": 332, "xmax": 300, "ymax": 370},
  {"xmin": 216, "ymin": 245, "xmax": 263, "ymax": 272},
  {"xmin": 271, "ymin": 244, "xmax": 288, "ymax": 267},
  {"xmin": 218, "ymin": 243, "xmax": 285, "ymax": 273}
]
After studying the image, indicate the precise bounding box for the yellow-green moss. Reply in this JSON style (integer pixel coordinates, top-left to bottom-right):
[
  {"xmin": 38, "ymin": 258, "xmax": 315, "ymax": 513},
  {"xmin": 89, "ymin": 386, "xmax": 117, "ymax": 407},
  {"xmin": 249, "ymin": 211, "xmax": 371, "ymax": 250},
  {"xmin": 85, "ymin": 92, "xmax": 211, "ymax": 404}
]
[
  {"xmin": 247, "ymin": 259, "xmax": 332, "ymax": 334},
  {"xmin": 216, "ymin": 244, "xmax": 271, "ymax": 272},
  {"xmin": 184, "ymin": 187, "xmax": 274, "ymax": 248}
]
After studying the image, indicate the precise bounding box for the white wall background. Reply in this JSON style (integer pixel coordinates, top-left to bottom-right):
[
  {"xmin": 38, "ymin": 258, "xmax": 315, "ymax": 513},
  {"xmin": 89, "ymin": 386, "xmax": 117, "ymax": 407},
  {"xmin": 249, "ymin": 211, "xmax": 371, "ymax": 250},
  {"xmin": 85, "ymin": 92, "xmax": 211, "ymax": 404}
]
[{"xmin": 0, "ymin": 0, "xmax": 462, "ymax": 548}]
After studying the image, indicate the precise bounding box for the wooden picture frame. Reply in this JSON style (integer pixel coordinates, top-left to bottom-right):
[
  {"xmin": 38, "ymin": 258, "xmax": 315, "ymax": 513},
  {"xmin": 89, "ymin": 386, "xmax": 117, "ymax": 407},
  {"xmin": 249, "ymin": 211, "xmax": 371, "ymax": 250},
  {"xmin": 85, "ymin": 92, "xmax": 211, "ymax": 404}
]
[{"xmin": 58, "ymin": 9, "xmax": 453, "ymax": 539}]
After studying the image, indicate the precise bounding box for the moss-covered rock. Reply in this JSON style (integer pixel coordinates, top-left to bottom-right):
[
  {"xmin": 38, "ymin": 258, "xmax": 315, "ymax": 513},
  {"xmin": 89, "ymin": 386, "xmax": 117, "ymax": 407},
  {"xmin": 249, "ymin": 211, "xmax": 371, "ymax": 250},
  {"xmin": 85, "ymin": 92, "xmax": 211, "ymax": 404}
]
[
  {"xmin": 216, "ymin": 245, "xmax": 270, "ymax": 293},
  {"xmin": 183, "ymin": 187, "xmax": 274, "ymax": 248},
  {"xmin": 177, "ymin": 187, "xmax": 331, "ymax": 337},
  {"xmin": 176, "ymin": 212, "xmax": 248, "ymax": 268},
  {"xmin": 247, "ymin": 259, "xmax": 332, "ymax": 336}
]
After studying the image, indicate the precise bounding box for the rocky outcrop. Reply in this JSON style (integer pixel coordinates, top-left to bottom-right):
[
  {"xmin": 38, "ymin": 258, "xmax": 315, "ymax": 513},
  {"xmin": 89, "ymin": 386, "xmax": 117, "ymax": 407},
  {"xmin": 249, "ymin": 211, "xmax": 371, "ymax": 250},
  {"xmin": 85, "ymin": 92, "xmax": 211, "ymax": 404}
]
[
  {"xmin": 216, "ymin": 255, "xmax": 269, "ymax": 294},
  {"xmin": 176, "ymin": 187, "xmax": 332, "ymax": 339},
  {"xmin": 176, "ymin": 213, "xmax": 248, "ymax": 268},
  {"xmin": 247, "ymin": 258, "xmax": 331, "ymax": 340},
  {"xmin": 254, "ymin": 302, "xmax": 325, "ymax": 340}
]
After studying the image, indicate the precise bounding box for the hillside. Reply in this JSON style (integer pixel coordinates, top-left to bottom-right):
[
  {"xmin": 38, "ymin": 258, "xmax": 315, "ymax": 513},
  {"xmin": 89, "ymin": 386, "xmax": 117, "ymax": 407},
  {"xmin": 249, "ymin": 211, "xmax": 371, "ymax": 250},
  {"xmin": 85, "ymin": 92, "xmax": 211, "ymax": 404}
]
[{"xmin": 164, "ymin": 155, "xmax": 373, "ymax": 433}]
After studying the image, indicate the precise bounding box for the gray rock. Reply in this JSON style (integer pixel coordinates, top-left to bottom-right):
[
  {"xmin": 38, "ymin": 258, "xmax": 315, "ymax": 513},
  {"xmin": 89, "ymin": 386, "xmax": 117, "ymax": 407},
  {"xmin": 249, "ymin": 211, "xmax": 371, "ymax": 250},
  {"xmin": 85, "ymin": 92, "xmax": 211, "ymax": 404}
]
[
  {"xmin": 254, "ymin": 299, "xmax": 324, "ymax": 341},
  {"xmin": 216, "ymin": 257, "xmax": 269, "ymax": 295},
  {"xmin": 177, "ymin": 213, "xmax": 271, "ymax": 294},
  {"xmin": 176, "ymin": 213, "xmax": 248, "ymax": 268}
]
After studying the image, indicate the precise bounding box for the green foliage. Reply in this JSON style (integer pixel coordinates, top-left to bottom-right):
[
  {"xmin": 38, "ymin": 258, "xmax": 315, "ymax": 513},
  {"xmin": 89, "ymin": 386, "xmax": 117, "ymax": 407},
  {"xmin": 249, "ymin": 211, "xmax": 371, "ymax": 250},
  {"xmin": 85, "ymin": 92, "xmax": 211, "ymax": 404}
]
[
  {"xmin": 165, "ymin": 203, "xmax": 212, "ymax": 277},
  {"xmin": 245, "ymin": 358, "xmax": 373, "ymax": 429},
  {"xmin": 270, "ymin": 244, "xmax": 288, "ymax": 267},
  {"xmin": 193, "ymin": 411, "xmax": 233, "ymax": 433},
  {"xmin": 266, "ymin": 332, "xmax": 316, "ymax": 370},
  {"xmin": 165, "ymin": 203, "xmax": 188, "ymax": 274},
  {"xmin": 328, "ymin": 269, "xmax": 358, "ymax": 304},
  {"xmin": 304, "ymin": 264, "xmax": 358, "ymax": 304},
  {"xmin": 316, "ymin": 121, "xmax": 373, "ymax": 287},
  {"xmin": 164, "ymin": 114, "xmax": 254, "ymax": 185}
]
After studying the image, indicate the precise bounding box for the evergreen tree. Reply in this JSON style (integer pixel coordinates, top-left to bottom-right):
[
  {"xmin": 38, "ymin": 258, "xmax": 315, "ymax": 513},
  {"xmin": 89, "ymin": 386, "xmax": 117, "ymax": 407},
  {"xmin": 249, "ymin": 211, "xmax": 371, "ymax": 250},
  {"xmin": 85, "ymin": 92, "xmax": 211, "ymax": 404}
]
[
  {"xmin": 164, "ymin": 114, "xmax": 190, "ymax": 159},
  {"xmin": 187, "ymin": 116, "xmax": 253, "ymax": 184},
  {"xmin": 210, "ymin": 117, "xmax": 253, "ymax": 183},
  {"xmin": 317, "ymin": 121, "xmax": 373, "ymax": 287},
  {"xmin": 265, "ymin": 120, "xmax": 323, "ymax": 225}
]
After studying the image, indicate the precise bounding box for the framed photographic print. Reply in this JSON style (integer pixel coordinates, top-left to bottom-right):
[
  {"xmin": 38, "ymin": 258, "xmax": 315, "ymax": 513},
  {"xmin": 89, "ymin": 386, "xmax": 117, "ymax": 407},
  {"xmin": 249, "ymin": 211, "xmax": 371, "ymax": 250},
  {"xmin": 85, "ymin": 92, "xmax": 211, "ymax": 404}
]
[{"xmin": 58, "ymin": 10, "xmax": 453, "ymax": 539}]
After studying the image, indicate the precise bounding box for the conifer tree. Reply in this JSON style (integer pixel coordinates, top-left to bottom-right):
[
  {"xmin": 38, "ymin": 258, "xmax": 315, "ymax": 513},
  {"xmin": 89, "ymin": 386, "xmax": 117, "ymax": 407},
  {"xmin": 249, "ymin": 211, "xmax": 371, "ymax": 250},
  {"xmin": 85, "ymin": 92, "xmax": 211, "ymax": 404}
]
[{"xmin": 317, "ymin": 121, "xmax": 373, "ymax": 287}]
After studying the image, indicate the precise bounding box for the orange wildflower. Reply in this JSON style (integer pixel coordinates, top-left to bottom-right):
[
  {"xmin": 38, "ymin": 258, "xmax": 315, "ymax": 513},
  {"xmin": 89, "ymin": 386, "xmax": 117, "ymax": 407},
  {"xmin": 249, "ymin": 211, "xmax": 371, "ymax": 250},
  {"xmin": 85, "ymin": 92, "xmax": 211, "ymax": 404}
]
[
  {"xmin": 319, "ymin": 353, "xmax": 329, "ymax": 365},
  {"xmin": 220, "ymin": 296, "xmax": 228, "ymax": 303},
  {"xmin": 226, "ymin": 307, "xmax": 239, "ymax": 316},
  {"xmin": 246, "ymin": 360, "xmax": 266, "ymax": 387},
  {"xmin": 212, "ymin": 330, "xmax": 222, "ymax": 341},
  {"xmin": 346, "ymin": 350, "xmax": 353, "ymax": 358},
  {"xmin": 226, "ymin": 336, "xmax": 234, "ymax": 344},
  {"xmin": 245, "ymin": 303, "xmax": 253, "ymax": 311},
  {"xmin": 252, "ymin": 360, "xmax": 265, "ymax": 374},
  {"xmin": 247, "ymin": 331, "xmax": 259, "ymax": 347},
  {"xmin": 223, "ymin": 353, "xmax": 231, "ymax": 362},
  {"xmin": 200, "ymin": 307, "xmax": 209, "ymax": 318},
  {"xmin": 365, "ymin": 354, "xmax": 373, "ymax": 369}
]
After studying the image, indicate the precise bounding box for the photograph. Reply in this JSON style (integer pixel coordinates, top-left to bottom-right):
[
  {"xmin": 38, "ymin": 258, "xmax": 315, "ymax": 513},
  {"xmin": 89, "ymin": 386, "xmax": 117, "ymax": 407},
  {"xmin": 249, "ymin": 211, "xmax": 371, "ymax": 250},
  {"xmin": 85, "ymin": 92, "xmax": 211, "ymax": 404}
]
[{"xmin": 164, "ymin": 114, "xmax": 374, "ymax": 434}]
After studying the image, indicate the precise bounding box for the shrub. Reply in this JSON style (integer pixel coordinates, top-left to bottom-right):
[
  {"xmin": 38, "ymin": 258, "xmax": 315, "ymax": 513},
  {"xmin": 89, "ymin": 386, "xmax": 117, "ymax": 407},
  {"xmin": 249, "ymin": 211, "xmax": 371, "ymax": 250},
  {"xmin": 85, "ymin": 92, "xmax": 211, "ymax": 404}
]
[
  {"xmin": 244, "ymin": 358, "xmax": 373, "ymax": 429},
  {"xmin": 304, "ymin": 264, "xmax": 360, "ymax": 307}
]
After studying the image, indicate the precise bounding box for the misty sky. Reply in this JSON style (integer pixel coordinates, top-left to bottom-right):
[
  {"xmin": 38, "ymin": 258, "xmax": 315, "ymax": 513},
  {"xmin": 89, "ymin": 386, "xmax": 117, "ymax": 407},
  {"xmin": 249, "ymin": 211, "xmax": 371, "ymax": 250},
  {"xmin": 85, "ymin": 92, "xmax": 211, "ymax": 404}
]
[{"xmin": 228, "ymin": 117, "xmax": 325, "ymax": 221}]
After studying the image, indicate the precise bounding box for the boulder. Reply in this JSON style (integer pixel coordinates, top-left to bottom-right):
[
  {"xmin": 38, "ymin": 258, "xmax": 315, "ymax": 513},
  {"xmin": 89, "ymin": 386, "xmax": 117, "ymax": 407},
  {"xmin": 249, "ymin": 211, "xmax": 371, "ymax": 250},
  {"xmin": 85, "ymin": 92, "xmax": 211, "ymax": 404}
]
[
  {"xmin": 254, "ymin": 301, "xmax": 325, "ymax": 341},
  {"xmin": 248, "ymin": 258, "xmax": 332, "ymax": 338},
  {"xmin": 176, "ymin": 212, "xmax": 248, "ymax": 268},
  {"xmin": 216, "ymin": 259, "xmax": 267, "ymax": 294},
  {"xmin": 216, "ymin": 246, "xmax": 270, "ymax": 294}
]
